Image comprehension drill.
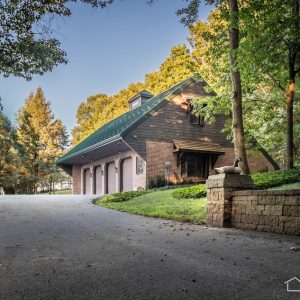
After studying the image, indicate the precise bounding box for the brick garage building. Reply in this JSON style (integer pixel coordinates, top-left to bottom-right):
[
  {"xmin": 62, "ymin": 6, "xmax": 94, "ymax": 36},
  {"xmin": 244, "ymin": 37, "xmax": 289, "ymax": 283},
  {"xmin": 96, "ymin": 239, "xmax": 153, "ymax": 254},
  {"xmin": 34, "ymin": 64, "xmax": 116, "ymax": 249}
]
[{"xmin": 57, "ymin": 76, "xmax": 274, "ymax": 195}]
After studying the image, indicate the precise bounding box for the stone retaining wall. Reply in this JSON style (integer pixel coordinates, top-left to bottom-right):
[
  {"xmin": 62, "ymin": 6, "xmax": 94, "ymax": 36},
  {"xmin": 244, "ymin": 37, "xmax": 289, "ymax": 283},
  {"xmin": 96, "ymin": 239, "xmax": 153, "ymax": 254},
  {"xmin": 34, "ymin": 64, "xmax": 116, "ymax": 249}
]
[
  {"xmin": 206, "ymin": 174, "xmax": 300, "ymax": 236},
  {"xmin": 231, "ymin": 190, "xmax": 300, "ymax": 235}
]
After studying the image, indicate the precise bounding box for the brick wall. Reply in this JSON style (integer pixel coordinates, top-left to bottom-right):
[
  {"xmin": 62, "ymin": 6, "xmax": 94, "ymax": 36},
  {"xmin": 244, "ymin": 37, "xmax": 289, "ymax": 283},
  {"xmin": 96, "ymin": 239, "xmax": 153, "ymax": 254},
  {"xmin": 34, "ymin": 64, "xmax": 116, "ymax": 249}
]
[
  {"xmin": 214, "ymin": 148, "xmax": 274, "ymax": 173},
  {"xmin": 72, "ymin": 165, "xmax": 81, "ymax": 195},
  {"xmin": 231, "ymin": 190, "xmax": 300, "ymax": 235},
  {"xmin": 146, "ymin": 141, "xmax": 179, "ymax": 184}
]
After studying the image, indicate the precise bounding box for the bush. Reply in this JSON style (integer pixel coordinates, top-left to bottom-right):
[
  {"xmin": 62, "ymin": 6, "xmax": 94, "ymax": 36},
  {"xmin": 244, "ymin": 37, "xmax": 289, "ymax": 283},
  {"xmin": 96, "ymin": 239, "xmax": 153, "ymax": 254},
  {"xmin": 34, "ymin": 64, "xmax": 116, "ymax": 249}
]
[
  {"xmin": 172, "ymin": 184, "xmax": 207, "ymax": 199},
  {"xmin": 251, "ymin": 168, "xmax": 300, "ymax": 190},
  {"xmin": 147, "ymin": 175, "xmax": 169, "ymax": 189},
  {"xmin": 100, "ymin": 190, "xmax": 150, "ymax": 203}
]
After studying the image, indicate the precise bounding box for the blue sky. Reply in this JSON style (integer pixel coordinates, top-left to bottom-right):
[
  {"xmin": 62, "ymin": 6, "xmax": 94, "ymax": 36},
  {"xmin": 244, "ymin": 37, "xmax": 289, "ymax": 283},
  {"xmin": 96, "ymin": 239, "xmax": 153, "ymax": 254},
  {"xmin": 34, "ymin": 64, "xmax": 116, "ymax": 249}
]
[{"xmin": 1, "ymin": 0, "xmax": 212, "ymax": 134}]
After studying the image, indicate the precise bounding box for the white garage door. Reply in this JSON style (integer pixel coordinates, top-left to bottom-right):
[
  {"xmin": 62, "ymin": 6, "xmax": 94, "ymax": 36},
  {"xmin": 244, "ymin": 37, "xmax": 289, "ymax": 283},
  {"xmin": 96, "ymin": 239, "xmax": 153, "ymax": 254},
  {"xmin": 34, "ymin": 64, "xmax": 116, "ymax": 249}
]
[
  {"xmin": 107, "ymin": 162, "xmax": 116, "ymax": 194},
  {"xmin": 84, "ymin": 168, "xmax": 91, "ymax": 194},
  {"xmin": 94, "ymin": 165, "xmax": 102, "ymax": 194},
  {"xmin": 121, "ymin": 158, "xmax": 133, "ymax": 192}
]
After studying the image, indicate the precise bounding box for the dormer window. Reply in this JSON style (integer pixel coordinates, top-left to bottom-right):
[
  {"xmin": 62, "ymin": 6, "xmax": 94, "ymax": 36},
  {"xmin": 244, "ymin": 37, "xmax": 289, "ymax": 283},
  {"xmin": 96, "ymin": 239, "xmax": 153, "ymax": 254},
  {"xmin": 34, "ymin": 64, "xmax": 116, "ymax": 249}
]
[
  {"xmin": 128, "ymin": 90, "xmax": 153, "ymax": 110},
  {"xmin": 130, "ymin": 99, "xmax": 140, "ymax": 109},
  {"xmin": 186, "ymin": 99, "xmax": 206, "ymax": 126}
]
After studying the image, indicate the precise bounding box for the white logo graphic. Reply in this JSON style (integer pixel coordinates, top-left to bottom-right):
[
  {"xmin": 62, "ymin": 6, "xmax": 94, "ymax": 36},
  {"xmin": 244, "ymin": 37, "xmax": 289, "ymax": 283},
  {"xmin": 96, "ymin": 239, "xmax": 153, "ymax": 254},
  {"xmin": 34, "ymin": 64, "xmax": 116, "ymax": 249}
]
[{"xmin": 285, "ymin": 277, "xmax": 300, "ymax": 292}]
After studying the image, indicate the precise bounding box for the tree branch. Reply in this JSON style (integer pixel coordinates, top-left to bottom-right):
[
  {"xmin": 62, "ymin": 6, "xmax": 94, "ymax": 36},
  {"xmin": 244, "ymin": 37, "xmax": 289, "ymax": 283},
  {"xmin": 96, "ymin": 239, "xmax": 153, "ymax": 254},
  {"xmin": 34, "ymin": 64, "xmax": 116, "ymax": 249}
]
[{"xmin": 266, "ymin": 72, "xmax": 286, "ymax": 92}]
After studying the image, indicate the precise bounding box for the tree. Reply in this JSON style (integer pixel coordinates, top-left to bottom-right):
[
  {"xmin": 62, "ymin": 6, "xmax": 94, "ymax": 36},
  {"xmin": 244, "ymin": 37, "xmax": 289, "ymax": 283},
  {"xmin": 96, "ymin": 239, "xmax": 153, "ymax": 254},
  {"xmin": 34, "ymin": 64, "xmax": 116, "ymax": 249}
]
[
  {"xmin": 145, "ymin": 45, "xmax": 196, "ymax": 94},
  {"xmin": 239, "ymin": 0, "xmax": 300, "ymax": 169},
  {"xmin": 0, "ymin": 0, "xmax": 114, "ymax": 80},
  {"xmin": 177, "ymin": 0, "xmax": 250, "ymax": 174},
  {"xmin": 0, "ymin": 103, "xmax": 19, "ymax": 193},
  {"xmin": 17, "ymin": 88, "xmax": 68, "ymax": 193}
]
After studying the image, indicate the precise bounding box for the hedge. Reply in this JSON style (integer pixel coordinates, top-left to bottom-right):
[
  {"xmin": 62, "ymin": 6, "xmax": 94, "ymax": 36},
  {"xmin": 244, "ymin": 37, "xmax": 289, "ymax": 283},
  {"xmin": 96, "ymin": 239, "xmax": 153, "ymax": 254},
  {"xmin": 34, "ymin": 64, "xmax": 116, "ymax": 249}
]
[
  {"xmin": 172, "ymin": 184, "xmax": 207, "ymax": 199},
  {"xmin": 251, "ymin": 168, "xmax": 300, "ymax": 190}
]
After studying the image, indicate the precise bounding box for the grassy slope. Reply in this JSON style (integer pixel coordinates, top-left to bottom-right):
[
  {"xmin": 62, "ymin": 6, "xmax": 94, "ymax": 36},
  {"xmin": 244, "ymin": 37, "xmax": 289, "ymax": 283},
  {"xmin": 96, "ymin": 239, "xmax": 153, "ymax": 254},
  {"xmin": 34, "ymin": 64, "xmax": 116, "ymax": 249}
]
[{"xmin": 99, "ymin": 189, "xmax": 207, "ymax": 223}]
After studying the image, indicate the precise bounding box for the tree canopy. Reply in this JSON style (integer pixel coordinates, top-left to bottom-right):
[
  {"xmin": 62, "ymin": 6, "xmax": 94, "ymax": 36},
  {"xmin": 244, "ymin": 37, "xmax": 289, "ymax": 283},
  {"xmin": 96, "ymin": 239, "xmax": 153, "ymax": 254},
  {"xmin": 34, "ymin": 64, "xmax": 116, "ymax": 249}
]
[{"xmin": 0, "ymin": 0, "xmax": 117, "ymax": 80}]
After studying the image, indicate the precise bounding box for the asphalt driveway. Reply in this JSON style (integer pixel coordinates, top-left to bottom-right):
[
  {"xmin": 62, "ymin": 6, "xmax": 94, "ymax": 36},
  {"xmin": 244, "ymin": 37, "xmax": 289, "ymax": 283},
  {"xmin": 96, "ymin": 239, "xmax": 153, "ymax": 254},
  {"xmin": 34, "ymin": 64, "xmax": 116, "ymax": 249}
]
[{"xmin": 0, "ymin": 195, "xmax": 299, "ymax": 300}]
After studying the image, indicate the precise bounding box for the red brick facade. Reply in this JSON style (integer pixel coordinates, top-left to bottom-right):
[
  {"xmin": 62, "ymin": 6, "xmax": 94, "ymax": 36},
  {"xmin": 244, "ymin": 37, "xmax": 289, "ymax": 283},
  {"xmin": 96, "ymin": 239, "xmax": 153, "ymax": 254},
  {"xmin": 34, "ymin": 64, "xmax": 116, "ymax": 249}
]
[
  {"xmin": 214, "ymin": 148, "xmax": 273, "ymax": 173},
  {"xmin": 146, "ymin": 142, "xmax": 274, "ymax": 186},
  {"xmin": 146, "ymin": 141, "xmax": 179, "ymax": 184}
]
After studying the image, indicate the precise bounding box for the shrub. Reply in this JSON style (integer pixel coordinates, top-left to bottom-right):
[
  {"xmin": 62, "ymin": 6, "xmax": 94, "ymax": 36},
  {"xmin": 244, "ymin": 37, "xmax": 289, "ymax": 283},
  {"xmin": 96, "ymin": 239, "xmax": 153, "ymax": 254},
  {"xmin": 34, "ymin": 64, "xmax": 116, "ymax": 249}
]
[
  {"xmin": 172, "ymin": 184, "xmax": 207, "ymax": 199},
  {"xmin": 100, "ymin": 190, "xmax": 150, "ymax": 203},
  {"xmin": 251, "ymin": 168, "xmax": 300, "ymax": 190},
  {"xmin": 147, "ymin": 175, "xmax": 169, "ymax": 189}
]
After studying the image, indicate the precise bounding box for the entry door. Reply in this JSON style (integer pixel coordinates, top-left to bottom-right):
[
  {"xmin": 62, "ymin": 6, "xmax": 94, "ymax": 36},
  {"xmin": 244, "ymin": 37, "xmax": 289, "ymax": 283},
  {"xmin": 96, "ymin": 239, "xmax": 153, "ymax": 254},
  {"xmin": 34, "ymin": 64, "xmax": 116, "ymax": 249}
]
[
  {"xmin": 107, "ymin": 162, "xmax": 116, "ymax": 194},
  {"xmin": 94, "ymin": 165, "xmax": 102, "ymax": 194},
  {"xmin": 121, "ymin": 157, "xmax": 133, "ymax": 192},
  {"xmin": 84, "ymin": 168, "xmax": 91, "ymax": 194}
]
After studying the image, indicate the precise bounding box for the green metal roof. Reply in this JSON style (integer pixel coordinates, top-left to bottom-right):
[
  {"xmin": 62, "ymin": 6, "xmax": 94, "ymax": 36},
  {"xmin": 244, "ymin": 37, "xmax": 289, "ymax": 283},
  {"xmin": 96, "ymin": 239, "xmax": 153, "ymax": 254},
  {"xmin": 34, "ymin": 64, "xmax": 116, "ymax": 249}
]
[{"xmin": 57, "ymin": 76, "xmax": 197, "ymax": 164}]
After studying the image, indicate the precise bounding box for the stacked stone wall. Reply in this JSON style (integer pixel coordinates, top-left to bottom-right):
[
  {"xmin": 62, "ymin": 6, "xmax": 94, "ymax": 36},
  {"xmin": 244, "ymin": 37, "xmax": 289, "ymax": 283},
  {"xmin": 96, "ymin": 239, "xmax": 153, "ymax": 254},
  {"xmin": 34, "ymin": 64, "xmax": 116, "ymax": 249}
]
[
  {"xmin": 231, "ymin": 190, "xmax": 300, "ymax": 235},
  {"xmin": 206, "ymin": 174, "xmax": 300, "ymax": 235}
]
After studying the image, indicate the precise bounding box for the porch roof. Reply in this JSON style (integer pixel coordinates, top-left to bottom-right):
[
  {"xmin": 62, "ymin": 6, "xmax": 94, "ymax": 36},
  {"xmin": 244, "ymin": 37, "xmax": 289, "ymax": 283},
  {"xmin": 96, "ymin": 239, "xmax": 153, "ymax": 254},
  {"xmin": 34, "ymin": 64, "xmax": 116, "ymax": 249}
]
[{"xmin": 173, "ymin": 140, "xmax": 225, "ymax": 154}]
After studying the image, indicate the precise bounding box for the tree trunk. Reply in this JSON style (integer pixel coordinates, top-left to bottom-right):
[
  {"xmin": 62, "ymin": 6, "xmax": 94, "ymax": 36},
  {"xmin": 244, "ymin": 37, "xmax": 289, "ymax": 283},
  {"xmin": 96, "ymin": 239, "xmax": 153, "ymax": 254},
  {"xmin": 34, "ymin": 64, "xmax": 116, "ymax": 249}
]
[
  {"xmin": 286, "ymin": 78, "xmax": 294, "ymax": 169},
  {"xmin": 286, "ymin": 0, "xmax": 299, "ymax": 169},
  {"xmin": 228, "ymin": 0, "xmax": 250, "ymax": 175}
]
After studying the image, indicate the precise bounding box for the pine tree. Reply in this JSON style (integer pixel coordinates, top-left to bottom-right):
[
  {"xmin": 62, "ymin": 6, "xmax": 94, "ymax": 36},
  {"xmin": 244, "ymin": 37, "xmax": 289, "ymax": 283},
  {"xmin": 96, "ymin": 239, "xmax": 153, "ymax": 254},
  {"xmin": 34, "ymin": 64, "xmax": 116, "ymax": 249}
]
[
  {"xmin": 0, "ymin": 106, "xmax": 18, "ymax": 193},
  {"xmin": 17, "ymin": 88, "xmax": 69, "ymax": 193}
]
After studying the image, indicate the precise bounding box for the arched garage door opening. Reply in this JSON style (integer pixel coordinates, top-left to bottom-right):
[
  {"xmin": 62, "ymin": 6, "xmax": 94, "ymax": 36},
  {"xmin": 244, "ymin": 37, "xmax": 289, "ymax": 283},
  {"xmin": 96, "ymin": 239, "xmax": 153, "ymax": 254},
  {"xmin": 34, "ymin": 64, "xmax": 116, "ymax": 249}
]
[
  {"xmin": 94, "ymin": 165, "xmax": 102, "ymax": 195},
  {"xmin": 121, "ymin": 157, "xmax": 133, "ymax": 192},
  {"xmin": 83, "ymin": 168, "xmax": 91, "ymax": 194},
  {"xmin": 106, "ymin": 162, "xmax": 116, "ymax": 194}
]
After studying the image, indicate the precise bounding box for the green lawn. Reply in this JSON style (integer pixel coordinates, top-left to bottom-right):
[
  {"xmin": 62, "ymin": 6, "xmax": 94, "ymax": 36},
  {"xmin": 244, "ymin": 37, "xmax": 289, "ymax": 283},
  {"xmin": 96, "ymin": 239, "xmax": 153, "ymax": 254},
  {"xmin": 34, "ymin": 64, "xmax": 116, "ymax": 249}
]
[
  {"xmin": 54, "ymin": 189, "xmax": 72, "ymax": 195},
  {"xmin": 269, "ymin": 182, "xmax": 300, "ymax": 190},
  {"xmin": 98, "ymin": 189, "xmax": 207, "ymax": 223},
  {"xmin": 38, "ymin": 189, "xmax": 72, "ymax": 195}
]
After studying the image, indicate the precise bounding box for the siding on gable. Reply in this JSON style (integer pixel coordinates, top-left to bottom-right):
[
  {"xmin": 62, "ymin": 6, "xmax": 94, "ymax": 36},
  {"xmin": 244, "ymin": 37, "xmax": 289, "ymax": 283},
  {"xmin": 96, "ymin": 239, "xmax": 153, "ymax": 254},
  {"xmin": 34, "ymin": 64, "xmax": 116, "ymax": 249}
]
[{"xmin": 123, "ymin": 82, "xmax": 233, "ymax": 160}]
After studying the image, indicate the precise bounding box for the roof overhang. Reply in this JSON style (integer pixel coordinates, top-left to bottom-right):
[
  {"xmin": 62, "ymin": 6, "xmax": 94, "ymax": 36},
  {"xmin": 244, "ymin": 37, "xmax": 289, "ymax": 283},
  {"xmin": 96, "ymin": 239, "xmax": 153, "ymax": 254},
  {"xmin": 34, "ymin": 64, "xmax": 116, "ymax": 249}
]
[
  {"xmin": 173, "ymin": 140, "xmax": 225, "ymax": 155},
  {"xmin": 57, "ymin": 138, "xmax": 131, "ymax": 167}
]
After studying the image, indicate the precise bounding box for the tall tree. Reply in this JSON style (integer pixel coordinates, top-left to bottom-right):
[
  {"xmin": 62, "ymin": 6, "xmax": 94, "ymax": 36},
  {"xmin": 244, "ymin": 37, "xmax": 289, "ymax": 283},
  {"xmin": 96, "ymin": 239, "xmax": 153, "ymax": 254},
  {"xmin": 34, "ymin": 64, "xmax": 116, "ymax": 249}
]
[
  {"xmin": 17, "ymin": 88, "xmax": 68, "ymax": 193},
  {"xmin": 0, "ymin": 103, "xmax": 19, "ymax": 193},
  {"xmin": 178, "ymin": 0, "xmax": 250, "ymax": 174},
  {"xmin": 239, "ymin": 0, "xmax": 300, "ymax": 169},
  {"xmin": 227, "ymin": 0, "xmax": 249, "ymax": 173}
]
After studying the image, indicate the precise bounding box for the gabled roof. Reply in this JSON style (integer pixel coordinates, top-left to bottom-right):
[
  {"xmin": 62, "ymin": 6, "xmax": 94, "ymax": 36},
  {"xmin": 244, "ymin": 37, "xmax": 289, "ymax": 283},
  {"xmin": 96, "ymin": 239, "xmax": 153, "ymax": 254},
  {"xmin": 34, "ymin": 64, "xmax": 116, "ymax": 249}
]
[{"xmin": 57, "ymin": 75, "xmax": 198, "ymax": 164}]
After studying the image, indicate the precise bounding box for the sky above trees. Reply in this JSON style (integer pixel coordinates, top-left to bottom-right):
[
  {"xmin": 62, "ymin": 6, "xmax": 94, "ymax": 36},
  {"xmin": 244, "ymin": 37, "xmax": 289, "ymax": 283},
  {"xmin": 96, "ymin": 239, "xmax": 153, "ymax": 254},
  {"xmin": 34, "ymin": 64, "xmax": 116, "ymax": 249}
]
[{"xmin": 0, "ymin": 0, "xmax": 212, "ymax": 133}]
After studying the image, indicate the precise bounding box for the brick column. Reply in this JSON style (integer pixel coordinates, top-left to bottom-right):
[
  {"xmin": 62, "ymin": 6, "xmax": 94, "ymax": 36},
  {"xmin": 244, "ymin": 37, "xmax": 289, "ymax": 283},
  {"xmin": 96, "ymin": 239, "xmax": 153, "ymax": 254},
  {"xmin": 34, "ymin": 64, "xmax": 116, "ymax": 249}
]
[
  {"xmin": 115, "ymin": 159, "xmax": 121, "ymax": 193},
  {"xmin": 206, "ymin": 174, "xmax": 254, "ymax": 228},
  {"xmin": 72, "ymin": 165, "xmax": 82, "ymax": 195}
]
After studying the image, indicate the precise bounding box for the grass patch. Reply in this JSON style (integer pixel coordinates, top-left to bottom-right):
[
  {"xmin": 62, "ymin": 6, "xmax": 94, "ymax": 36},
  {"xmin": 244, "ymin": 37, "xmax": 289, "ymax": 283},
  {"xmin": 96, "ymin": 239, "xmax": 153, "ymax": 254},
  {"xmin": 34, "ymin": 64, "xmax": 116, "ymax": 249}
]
[
  {"xmin": 268, "ymin": 182, "xmax": 300, "ymax": 190},
  {"xmin": 54, "ymin": 189, "xmax": 72, "ymax": 195},
  {"xmin": 98, "ymin": 189, "xmax": 207, "ymax": 223}
]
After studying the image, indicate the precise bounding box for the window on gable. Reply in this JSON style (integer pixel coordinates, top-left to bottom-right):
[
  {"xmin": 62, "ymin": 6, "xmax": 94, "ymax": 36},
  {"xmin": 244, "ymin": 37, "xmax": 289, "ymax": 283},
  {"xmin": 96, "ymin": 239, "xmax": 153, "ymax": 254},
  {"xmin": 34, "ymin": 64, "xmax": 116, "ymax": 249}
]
[
  {"xmin": 130, "ymin": 99, "xmax": 140, "ymax": 109},
  {"xmin": 187, "ymin": 100, "xmax": 206, "ymax": 126}
]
